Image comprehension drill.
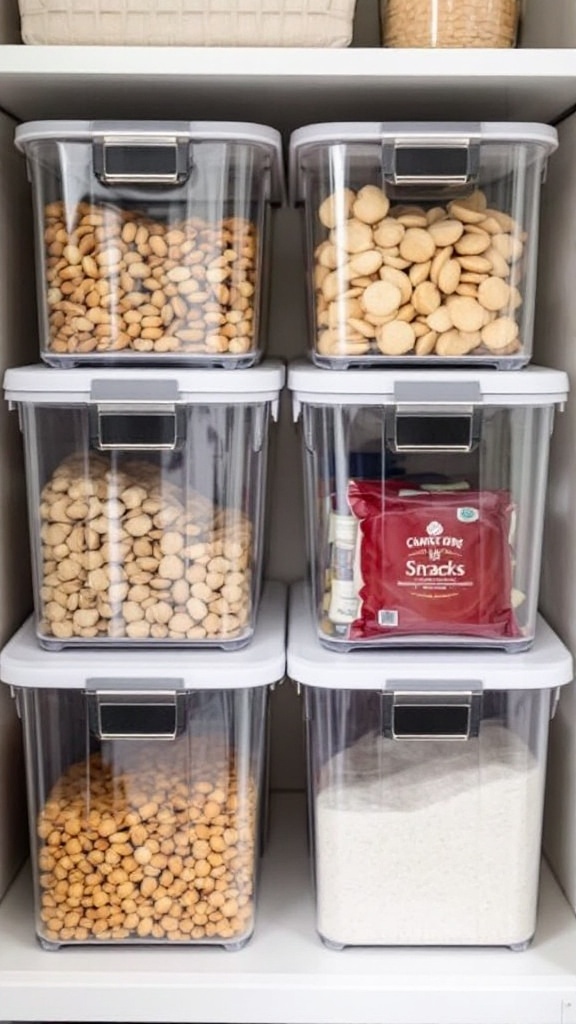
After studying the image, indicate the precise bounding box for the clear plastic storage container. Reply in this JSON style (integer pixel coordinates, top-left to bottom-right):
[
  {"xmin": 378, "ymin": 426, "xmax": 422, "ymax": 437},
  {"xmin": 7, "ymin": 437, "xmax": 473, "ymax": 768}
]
[
  {"xmin": 15, "ymin": 121, "xmax": 284, "ymax": 367},
  {"xmin": 290, "ymin": 122, "xmax": 557, "ymax": 368},
  {"xmin": 18, "ymin": 0, "xmax": 358, "ymax": 47},
  {"xmin": 5, "ymin": 362, "xmax": 284, "ymax": 649},
  {"xmin": 381, "ymin": 0, "xmax": 519, "ymax": 48},
  {"xmin": 289, "ymin": 363, "xmax": 568, "ymax": 651},
  {"xmin": 288, "ymin": 582, "xmax": 573, "ymax": 950},
  {"xmin": 0, "ymin": 582, "xmax": 286, "ymax": 949}
]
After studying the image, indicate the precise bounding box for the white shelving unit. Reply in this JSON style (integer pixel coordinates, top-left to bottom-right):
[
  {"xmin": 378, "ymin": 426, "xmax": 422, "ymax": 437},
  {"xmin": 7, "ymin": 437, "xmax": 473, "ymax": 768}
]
[
  {"xmin": 2, "ymin": 1, "xmax": 576, "ymax": 1021},
  {"xmin": 1, "ymin": 45, "xmax": 576, "ymax": 124}
]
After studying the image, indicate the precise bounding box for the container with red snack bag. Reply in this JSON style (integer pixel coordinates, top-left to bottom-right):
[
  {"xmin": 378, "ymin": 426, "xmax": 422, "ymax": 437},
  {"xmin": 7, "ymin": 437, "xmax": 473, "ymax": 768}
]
[
  {"xmin": 347, "ymin": 480, "xmax": 521, "ymax": 646},
  {"xmin": 289, "ymin": 363, "xmax": 569, "ymax": 654}
]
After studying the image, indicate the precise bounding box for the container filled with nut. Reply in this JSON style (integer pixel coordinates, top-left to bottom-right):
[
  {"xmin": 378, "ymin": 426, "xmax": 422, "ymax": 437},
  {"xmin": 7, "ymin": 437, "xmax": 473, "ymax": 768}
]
[
  {"xmin": 288, "ymin": 582, "xmax": 573, "ymax": 949},
  {"xmin": 15, "ymin": 121, "xmax": 284, "ymax": 367},
  {"xmin": 0, "ymin": 582, "xmax": 286, "ymax": 948},
  {"xmin": 289, "ymin": 361, "xmax": 568, "ymax": 650},
  {"xmin": 380, "ymin": 0, "xmax": 520, "ymax": 48},
  {"xmin": 5, "ymin": 362, "xmax": 284, "ymax": 648},
  {"xmin": 290, "ymin": 122, "xmax": 557, "ymax": 367}
]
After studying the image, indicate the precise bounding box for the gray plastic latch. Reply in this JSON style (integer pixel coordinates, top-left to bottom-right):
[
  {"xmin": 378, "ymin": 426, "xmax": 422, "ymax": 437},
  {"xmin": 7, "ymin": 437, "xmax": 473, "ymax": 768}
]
[
  {"xmin": 93, "ymin": 135, "xmax": 191, "ymax": 186},
  {"xmin": 382, "ymin": 686, "xmax": 482, "ymax": 741},
  {"xmin": 382, "ymin": 126, "xmax": 481, "ymax": 198},
  {"xmin": 388, "ymin": 380, "xmax": 482, "ymax": 453},
  {"xmin": 90, "ymin": 380, "xmax": 183, "ymax": 451},
  {"xmin": 86, "ymin": 680, "xmax": 185, "ymax": 740}
]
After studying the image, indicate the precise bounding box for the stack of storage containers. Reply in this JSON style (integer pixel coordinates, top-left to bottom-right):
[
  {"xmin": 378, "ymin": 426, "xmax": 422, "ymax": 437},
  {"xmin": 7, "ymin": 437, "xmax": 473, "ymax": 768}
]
[
  {"xmin": 0, "ymin": 121, "xmax": 286, "ymax": 948},
  {"xmin": 287, "ymin": 122, "xmax": 573, "ymax": 949}
]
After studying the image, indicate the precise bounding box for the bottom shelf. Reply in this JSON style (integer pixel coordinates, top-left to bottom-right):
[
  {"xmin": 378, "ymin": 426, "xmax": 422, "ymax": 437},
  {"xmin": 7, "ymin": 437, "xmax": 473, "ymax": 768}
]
[{"xmin": 1, "ymin": 793, "xmax": 576, "ymax": 1024}]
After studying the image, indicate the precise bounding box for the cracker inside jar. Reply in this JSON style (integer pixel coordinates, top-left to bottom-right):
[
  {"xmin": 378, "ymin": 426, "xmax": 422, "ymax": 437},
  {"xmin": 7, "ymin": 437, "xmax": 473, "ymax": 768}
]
[
  {"xmin": 314, "ymin": 185, "xmax": 525, "ymax": 361},
  {"xmin": 39, "ymin": 455, "xmax": 253, "ymax": 643},
  {"xmin": 36, "ymin": 743, "xmax": 257, "ymax": 944},
  {"xmin": 44, "ymin": 201, "xmax": 258, "ymax": 360}
]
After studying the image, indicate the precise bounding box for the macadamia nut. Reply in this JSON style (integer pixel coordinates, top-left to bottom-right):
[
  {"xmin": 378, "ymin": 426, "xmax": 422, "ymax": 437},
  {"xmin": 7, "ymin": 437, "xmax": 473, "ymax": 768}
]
[{"xmin": 39, "ymin": 455, "xmax": 252, "ymax": 644}]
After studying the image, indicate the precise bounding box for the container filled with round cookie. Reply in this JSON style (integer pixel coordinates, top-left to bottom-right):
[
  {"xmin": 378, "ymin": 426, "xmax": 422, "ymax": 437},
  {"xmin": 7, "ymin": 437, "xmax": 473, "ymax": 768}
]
[
  {"xmin": 4, "ymin": 362, "xmax": 284, "ymax": 649},
  {"xmin": 290, "ymin": 122, "xmax": 558, "ymax": 368},
  {"xmin": 0, "ymin": 582, "xmax": 286, "ymax": 948},
  {"xmin": 15, "ymin": 120, "xmax": 284, "ymax": 368}
]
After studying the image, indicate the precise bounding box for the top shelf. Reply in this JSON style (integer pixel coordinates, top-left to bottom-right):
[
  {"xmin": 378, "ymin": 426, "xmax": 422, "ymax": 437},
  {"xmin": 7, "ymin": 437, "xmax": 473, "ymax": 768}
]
[{"xmin": 1, "ymin": 47, "xmax": 576, "ymax": 128}]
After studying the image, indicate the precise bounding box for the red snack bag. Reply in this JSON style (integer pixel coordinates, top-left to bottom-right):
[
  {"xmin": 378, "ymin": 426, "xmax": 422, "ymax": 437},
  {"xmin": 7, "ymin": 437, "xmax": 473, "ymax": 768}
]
[{"xmin": 347, "ymin": 481, "xmax": 520, "ymax": 641}]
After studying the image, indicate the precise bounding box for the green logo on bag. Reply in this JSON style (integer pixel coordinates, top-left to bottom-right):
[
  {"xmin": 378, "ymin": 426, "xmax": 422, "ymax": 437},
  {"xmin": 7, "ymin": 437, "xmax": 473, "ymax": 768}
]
[{"xmin": 457, "ymin": 507, "xmax": 479, "ymax": 523}]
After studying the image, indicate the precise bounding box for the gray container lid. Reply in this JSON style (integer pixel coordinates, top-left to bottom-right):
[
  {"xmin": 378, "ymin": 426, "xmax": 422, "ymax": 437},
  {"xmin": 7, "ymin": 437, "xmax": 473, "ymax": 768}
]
[
  {"xmin": 287, "ymin": 584, "xmax": 573, "ymax": 692},
  {"xmin": 288, "ymin": 361, "xmax": 569, "ymax": 415},
  {"xmin": 289, "ymin": 121, "xmax": 558, "ymax": 203},
  {"xmin": 5, "ymin": 361, "xmax": 285, "ymax": 417},
  {"xmin": 15, "ymin": 119, "xmax": 286, "ymax": 202},
  {"xmin": 1, "ymin": 582, "xmax": 286, "ymax": 691}
]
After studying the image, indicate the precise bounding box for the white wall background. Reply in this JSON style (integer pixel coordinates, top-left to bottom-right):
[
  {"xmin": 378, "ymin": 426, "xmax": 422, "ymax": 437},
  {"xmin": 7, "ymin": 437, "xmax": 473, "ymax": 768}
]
[{"xmin": 534, "ymin": 109, "xmax": 576, "ymax": 911}]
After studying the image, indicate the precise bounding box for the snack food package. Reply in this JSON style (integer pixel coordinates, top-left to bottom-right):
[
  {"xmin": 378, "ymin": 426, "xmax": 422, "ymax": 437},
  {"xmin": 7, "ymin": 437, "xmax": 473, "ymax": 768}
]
[{"xmin": 342, "ymin": 480, "xmax": 520, "ymax": 641}]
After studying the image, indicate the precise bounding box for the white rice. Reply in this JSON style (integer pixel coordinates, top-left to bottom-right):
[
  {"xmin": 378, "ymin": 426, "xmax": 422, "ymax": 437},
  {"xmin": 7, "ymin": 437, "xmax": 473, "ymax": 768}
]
[{"xmin": 315, "ymin": 723, "xmax": 543, "ymax": 947}]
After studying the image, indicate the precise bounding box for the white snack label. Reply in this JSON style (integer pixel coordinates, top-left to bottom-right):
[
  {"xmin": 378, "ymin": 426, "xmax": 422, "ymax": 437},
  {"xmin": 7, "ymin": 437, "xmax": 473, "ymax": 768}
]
[
  {"xmin": 329, "ymin": 512, "xmax": 358, "ymax": 547},
  {"xmin": 329, "ymin": 579, "xmax": 360, "ymax": 625}
]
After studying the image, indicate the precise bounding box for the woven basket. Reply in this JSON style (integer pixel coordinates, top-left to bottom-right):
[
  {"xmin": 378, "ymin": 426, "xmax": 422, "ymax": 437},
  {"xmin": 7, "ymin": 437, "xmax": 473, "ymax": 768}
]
[{"xmin": 19, "ymin": 0, "xmax": 357, "ymax": 46}]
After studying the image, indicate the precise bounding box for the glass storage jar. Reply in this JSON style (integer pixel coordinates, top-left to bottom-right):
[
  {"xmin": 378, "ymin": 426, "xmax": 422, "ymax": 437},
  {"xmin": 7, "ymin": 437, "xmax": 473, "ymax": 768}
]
[{"xmin": 381, "ymin": 0, "xmax": 520, "ymax": 48}]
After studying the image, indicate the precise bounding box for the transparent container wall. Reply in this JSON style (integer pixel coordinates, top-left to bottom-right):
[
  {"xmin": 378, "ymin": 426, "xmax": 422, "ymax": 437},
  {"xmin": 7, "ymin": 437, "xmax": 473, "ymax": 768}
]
[
  {"xmin": 18, "ymin": 684, "xmax": 267, "ymax": 947},
  {"xmin": 299, "ymin": 137, "xmax": 548, "ymax": 367},
  {"xmin": 304, "ymin": 685, "xmax": 552, "ymax": 948},
  {"xmin": 19, "ymin": 399, "xmax": 271, "ymax": 647},
  {"xmin": 25, "ymin": 137, "xmax": 273, "ymax": 366},
  {"xmin": 301, "ymin": 400, "xmax": 554, "ymax": 649},
  {"xmin": 381, "ymin": 0, "xmax": 519, "ymax": 48}
]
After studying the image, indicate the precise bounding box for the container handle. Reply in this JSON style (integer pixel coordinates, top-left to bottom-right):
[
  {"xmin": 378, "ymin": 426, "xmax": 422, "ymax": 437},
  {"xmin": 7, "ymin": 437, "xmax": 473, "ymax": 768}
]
[
  {"xmin": 388, "ymin": 380, "xmax": 482, "ymax": 453},
  {"xmin": 382, "ymin": 688, "xmax": 482, "ymax": 741},
  {"xmin": 93, "ymin": 135, "xmax": 192, "ymax": 186},
  {"xmin": 382, "ymin": 129, "xmax": 480, "ymax": 197},
  {"xmin": 90, "ymin": 380, "xmax": 183, "ymax": 451},
  {"xmin": 87, "ymin": 686, "xmax": 185, "ymax": 741}
]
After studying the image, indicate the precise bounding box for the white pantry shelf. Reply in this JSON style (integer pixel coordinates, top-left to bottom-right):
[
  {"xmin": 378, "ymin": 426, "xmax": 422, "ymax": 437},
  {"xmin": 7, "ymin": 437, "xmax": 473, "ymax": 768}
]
[
  {"xmin": 0, "ymin": 47, "xmax": 576, "ymax": 127},
  {"xmin": 1, "ymin": 794, "xmax": 576, "ymax": 1024}
]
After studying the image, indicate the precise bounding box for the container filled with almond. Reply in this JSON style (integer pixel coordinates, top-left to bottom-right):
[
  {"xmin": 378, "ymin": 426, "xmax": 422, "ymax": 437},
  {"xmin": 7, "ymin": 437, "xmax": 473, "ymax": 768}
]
[
  {"xmin": 16, "ymin": 120, "xmax": 284, "ymax": 367},
  {"xmin": 290, "ymin": 122, "xmax": 558, "ymax": 367}
]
